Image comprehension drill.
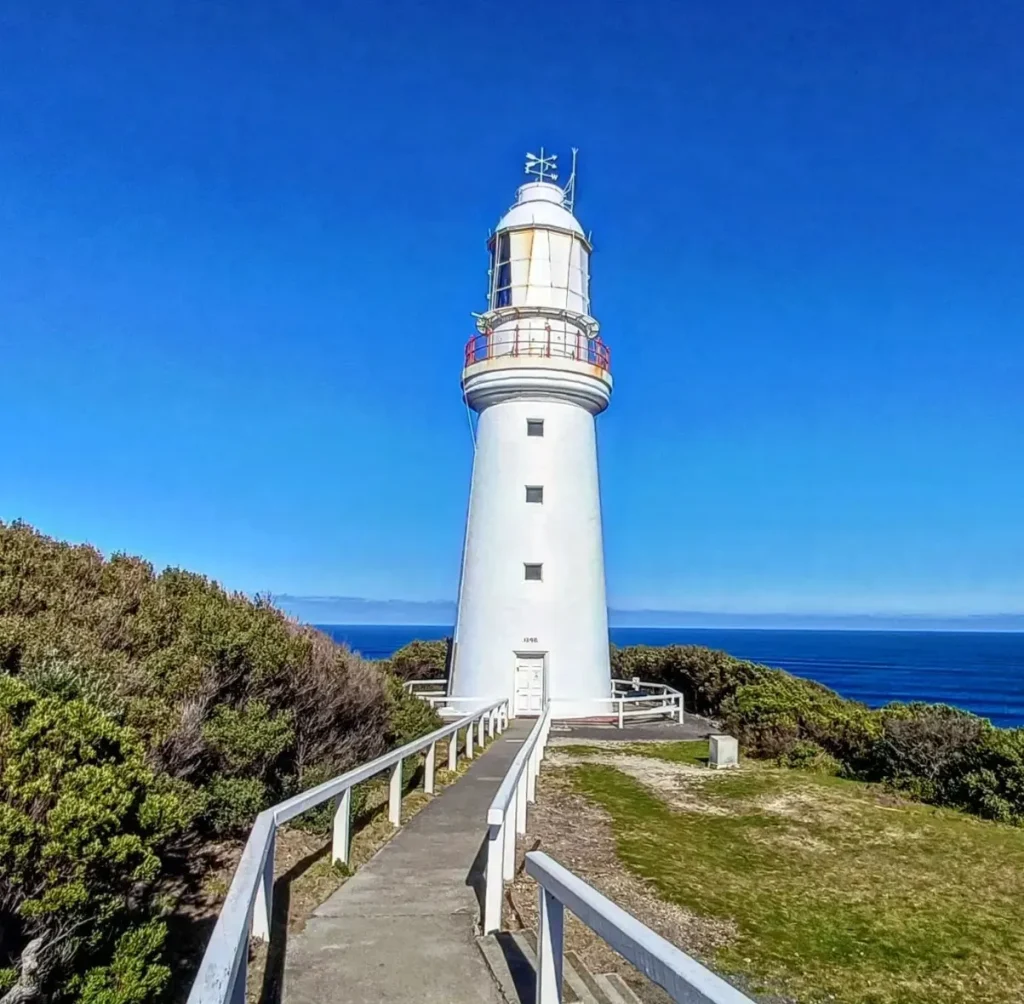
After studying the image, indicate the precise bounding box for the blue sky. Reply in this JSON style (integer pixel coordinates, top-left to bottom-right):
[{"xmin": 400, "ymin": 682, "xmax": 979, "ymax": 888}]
[{"xmin": 2, "ymin": 1, "xmax": 1022, "ymax": 618}]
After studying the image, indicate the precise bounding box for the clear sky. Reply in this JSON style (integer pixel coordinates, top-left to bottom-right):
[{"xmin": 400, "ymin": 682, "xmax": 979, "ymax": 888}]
[{"xmin": 2, "ymin": 1, "xmax": 1022, "ymax": 617}]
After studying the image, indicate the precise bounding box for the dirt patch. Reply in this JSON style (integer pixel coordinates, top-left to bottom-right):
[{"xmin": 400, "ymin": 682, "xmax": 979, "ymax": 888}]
[
  {"xmin": 546, "ymin": 747, "xmax": 736, "ymax": 816},
  {"xmin": 509, "ymin": 768, "xmax": 737, "ymax": 1003}
]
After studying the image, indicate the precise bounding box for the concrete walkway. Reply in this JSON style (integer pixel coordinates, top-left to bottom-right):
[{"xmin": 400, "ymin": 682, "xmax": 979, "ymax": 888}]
[{"xmin": 282, "ymin": 720, "xmax": 533, "ymax": 1004}]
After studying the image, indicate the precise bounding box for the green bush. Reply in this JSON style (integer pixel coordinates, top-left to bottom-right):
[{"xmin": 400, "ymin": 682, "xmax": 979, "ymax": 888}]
[
  {"xmin": 387, "ymin": 638, "xmax": 450, "ymax": 682},
  {"xmin": 721, "ymin": 670, "xmax": 879, "ymax": 767},
  {"xmin": 0, "ymin": 519, "xmax": 451, "ymax": 999},
  {"xmin": 0, "ymin": 676, "xmax": 189, "ymax": 1002},
  {"xmin": 776, "ymin": 740, "xmax": 843, "ymax": 775},
  {"xmin": 943, "ymin": 725, "xmax": 1024, "ymax": 824},
  {"xmin": 385, "ymin": 673, "xmax": 442, "ymax": 747},
  {"xmin": 611, "ymin": 644, "xmax": 766, "ymax": 718}
]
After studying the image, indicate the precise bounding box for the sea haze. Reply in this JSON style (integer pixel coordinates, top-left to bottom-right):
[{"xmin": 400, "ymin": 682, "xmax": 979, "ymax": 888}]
[{"xmin": 319, "ymin": 625, "xmax": 1024, "ymax": 729}]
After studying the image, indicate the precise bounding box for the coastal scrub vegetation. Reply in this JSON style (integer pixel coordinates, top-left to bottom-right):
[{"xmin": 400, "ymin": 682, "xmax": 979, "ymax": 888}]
[
  {"xmin": 0, "ymin": 520, "xmax": 439, "ymax": 1004},
  {"xmin": 611, "ymin": 644, "xmax": 1024, "ymax": 824}
]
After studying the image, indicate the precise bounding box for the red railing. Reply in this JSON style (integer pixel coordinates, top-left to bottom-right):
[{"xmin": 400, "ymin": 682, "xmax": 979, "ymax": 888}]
[{"xmin": 464, "ymin": 329, "xmax": 611, "ymax": 372}]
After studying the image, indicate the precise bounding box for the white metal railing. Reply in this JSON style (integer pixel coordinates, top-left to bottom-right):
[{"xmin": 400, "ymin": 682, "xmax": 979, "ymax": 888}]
[
  {"xmin": 607, "ymin": 679, "xmax": 684, "ymax": 728},
  {"xmin": 187, "ymin": 698, "xmax": 509, "ymax": 1004},
  {"xmin": 483, "ymin": 703, "xmax": 553, "ymax": 933},
  {"xmin": 527, "ymin": 852, "xmax": 755, "ymax": 1003}
]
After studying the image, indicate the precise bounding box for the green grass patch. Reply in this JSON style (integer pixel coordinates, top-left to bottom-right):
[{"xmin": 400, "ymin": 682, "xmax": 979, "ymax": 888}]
[{"xmin": 569, "ymin": 758, "xmax": 1024, "ymax": 1004}]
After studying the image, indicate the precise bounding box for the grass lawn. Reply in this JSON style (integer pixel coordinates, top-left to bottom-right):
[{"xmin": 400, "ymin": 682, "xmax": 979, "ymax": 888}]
[{"xmin": 561, "ymin": 741, "xmax": 1024, "ymax": 1004}]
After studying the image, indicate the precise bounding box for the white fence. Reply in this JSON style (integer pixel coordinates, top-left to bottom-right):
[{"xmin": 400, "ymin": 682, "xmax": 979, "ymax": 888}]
[
  {"xmin": 527, "ymin": 851, "xmax": 755, "ymax": 1004},
  {"xmin": 187, "ymin": 698, "xmax": 509, "ymax": 1004},
  {"xmin": 483, "ymin": 703, "xmax": 553, "ymax": 932},
  {"xmin": 607, "ymin": 679, "xmax": 684, "ymax": 727}
]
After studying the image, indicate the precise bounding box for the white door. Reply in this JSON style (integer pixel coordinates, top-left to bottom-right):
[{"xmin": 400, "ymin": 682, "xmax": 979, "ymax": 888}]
[{"xmin": 514, "ymin": 654, "xmax": 545, "ymax": 716}]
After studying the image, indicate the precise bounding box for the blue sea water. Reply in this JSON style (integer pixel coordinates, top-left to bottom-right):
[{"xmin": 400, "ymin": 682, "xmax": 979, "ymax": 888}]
[{"xmin": 319, "ymin": 625, "xmax": 1024, "ymax": 728}]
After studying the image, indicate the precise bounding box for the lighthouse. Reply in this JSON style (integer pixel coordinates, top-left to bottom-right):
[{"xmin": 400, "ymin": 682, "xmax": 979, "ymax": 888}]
[{"xmin": 450, "ymin": 150, "xmax": 613, "ymax": 719}]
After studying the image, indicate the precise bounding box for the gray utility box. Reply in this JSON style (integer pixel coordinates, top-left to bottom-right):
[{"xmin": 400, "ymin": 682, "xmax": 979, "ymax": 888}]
[{"xmin": 709, "ymin": 734, "xmax": 739, "ymax": 769}]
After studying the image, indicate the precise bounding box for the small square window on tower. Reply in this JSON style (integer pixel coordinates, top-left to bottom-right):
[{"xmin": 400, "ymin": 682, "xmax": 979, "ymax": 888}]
[
  {"xmin": 525, "ymin": 485, "xmax": 544, "ymax": 504},
  {"xmin": 524, "ymin": 563, "xmax": 543, "ymax": 581},
  {"xmin": 526, "ymin": 418, "xmax": 544, "ymax": 437}
]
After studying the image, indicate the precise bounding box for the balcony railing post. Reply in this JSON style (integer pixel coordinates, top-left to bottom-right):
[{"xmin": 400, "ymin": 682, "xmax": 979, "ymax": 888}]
[
  {"xmin": 389, "ymin": 759, "xmax": 403, "ymax": 827},
  {"xmin": 537, "ymin": 886, "xmax": 565, "ymax": 1004},
  {"xmin": 251, "ymin": 829, "xmax": 274, "ymax": 943},
  {"xmin": 332, "ymin": 786, "xmax": 352, "ymax": 866}
]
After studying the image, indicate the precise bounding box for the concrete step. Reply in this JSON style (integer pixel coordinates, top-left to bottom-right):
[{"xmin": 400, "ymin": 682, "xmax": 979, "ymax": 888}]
[{"xmin": 477, "ymin": 930, "xmax": 643, "ymax": 1004}]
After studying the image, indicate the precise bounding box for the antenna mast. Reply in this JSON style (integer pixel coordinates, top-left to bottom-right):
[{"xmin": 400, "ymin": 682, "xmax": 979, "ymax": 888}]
[{"xmin": 564, "ymin": 148, "xmax": 579, "ymax": 211}]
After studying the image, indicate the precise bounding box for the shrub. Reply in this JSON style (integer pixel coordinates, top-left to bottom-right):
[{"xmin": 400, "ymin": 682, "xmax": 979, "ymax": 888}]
[
  {"xmin": 943, "ymin": 726, "xmax": 1024, "ymax": 824},
  {"xmin": 777, "ymin": 740, "xmax": 843, "ymax": 775},
  {"xmin": 611, "ymin": 644, "xmax": 766, "ymax": 718},
  {"xmin": 868, "ymin": 702, "xmax": 987, "ymax": 802},
  {"xmin": 0, "ymin": 520, "xmax": 400, "ymax": 840},
  {"xmin": 388, "ymin": 638, "xmax": 450, "ymax": 682},
  {"xmin": 0, "ymin": 676, "xmax": 189, "ymax": 1002},
  {"xmin": 719, "ymin": 668, "xmax": 879, "ymax": 766}
]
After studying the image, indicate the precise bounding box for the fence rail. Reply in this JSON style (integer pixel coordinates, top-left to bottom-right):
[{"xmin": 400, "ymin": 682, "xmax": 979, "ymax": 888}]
[
  {"xmin": 526, "ymin": 851, "xmax": 755, "ymax": 1004},
  {"xmin": 603, "ymin": 680, "xmax": 685, "ymax": 728},
  {"xmin": 483, "ymin": 703, "xmax": 553, "ymax": 932},
  {"xmin": 187, "ymin": 698, "xmax": 509, "ymax": 1004}
]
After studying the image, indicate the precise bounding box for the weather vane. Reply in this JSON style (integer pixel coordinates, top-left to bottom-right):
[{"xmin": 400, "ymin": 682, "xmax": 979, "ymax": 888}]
[{"xmin": 524, "ymin": 148, "xmax": 558, "ymax": 183}]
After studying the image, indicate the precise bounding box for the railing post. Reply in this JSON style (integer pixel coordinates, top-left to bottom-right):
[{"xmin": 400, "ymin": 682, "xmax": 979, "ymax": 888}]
[
  {"xmin": 389, "ymin": 759, "xmax": 403, "ymax": 827},
  {"xmin": 526, "ymin": 749, "xmax": 537, "ymax": 803},
  {"xmin": 516, "ymin": 771, "xmax": 528, "ymax": 834},
  {"xmin": 618, "ymin": 699, "xmax": 624, "ymax": 729},
  {"xmin": 251, "ymin": 830, "xmax": 274, "ymax": 942},
  {"xmin": 332, "ymin": 787, "xmax": 352, "ymax": 865},
  {"xmin": 502, "ymin": 803, "xmax": 516, "ymax": 881},
  {"xmin": 484, "ymin": 821, "xmax": 504, "ymax": 934},
  {"xmin": 424, "ymin": 741, "xmax": 436, "ymax": 795},
  {"xmin": 467, "ymin": 723, "xmax": 475, "ymax": 759},
  {"xmin": 678, "ymin": 696, "xmax": 684, "ymax": 724},
  {"xmin": 448, "ymin": 731, "xmax": 459, "ymax": 771},
  {"xmin": 477, "ymin": 713, "xmax": 486, "ymax": 749},
  {"xmin": 487, "ymin": 709, "xmax": 495, "ymax": 739},
  {"xmin": 537, "ymin": 886, "xmax": 564, "ymax": 1004}
]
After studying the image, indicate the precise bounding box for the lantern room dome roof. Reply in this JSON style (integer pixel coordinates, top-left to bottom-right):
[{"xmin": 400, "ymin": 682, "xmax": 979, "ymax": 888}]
[{"xmin": 495, "ymin": 181, "xmax": 585, "ymax": 237}]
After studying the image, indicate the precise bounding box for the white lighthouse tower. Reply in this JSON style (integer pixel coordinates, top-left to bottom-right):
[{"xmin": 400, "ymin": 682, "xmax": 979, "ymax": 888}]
[{"xmin": 450, "ymin": 150, "xmax": 613, "ymax": 718}]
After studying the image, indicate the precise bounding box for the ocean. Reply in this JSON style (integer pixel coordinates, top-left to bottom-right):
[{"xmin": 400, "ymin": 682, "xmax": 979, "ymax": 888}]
[{"xmin": 318, "ymin": 625, "xmax": 1024, "ymax": 729}]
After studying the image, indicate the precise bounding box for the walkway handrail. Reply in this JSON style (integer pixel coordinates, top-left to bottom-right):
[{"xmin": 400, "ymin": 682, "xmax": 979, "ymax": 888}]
[
  {"xmin": 482, "ymin": 703, "xmax": 553, "ymax": 932},
  {"xmin": 526, "ymin": 851, "xmax": 755, "ymax": 1004},
  {"xmin": 187, "ymin": 698, "xmax": 509, "ymax": 1004}
]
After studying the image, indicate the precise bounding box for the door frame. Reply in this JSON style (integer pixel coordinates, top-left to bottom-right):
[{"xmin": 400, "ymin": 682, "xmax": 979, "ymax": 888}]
[{"xmin": 513, "ymin": 650, "xmax": 547, "ymax": 717}]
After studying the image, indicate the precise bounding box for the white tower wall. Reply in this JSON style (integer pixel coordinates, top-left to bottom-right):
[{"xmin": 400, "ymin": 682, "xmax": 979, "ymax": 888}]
[
  {"xmin": 451, "ymin": 398, "xmax": 611, "ymax": 716},
  {"xmin": 452, "ymin": 160, "xmax": 614, "ymax": 719}
]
